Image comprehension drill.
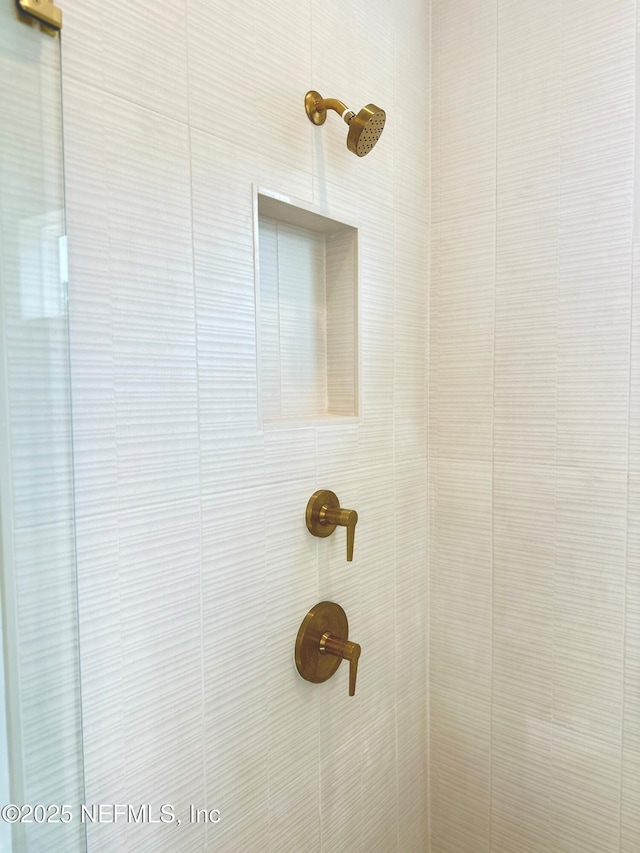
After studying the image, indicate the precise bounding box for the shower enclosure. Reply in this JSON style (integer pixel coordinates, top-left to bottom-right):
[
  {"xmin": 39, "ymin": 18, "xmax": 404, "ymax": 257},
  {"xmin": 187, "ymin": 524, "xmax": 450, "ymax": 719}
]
[{"xmin": 0, "ymin": 2, "xmax": 85, "ymax": 851}]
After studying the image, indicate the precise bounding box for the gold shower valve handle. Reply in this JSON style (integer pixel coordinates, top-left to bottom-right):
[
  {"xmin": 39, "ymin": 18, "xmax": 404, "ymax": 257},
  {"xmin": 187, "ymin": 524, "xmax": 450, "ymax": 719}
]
[
  {"xmin": 306, "ymin": 490, "xmax": 358, "ymax": 562},
  {"xmin": 319, "ymin": 633, "xmax": 361, "ymax": 696},
  {"xmin": 295, "ymin": 601, "xmax": 361, "ymax": 697}
]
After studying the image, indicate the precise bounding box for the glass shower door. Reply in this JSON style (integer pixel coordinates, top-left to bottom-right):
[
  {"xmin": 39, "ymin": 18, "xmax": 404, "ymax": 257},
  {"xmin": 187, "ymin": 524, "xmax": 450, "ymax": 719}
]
[{"xmin": 0, "ymin": 2, "xmax": 85, "ymax": 851}]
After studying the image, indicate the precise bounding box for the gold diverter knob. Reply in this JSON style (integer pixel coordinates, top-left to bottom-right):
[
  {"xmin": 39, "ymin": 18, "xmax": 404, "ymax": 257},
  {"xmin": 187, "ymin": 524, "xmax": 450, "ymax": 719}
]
[
  {"xmin": 295, "ymin": 601, "xmax": 361, "ymax": 696},
  {"xmin": 305, "ymin": 490, "xmax": 358, "ymax": 562}
]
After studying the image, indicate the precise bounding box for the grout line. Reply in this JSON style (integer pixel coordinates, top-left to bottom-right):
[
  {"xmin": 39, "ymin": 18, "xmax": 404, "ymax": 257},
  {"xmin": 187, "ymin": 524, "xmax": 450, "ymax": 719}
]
[
  {"xmin": 389, "ymin": 29, "xmax": 402, "ymax": 836},
  {"xmin": 183, "ymin": 5, "xmax": 208, "ymax": 815},
  {"xmin": 488, "ymin": 2, "xmax": 499, "ymax": 851},
  {"xmin": 549, "ymin": 4, "xmax": 564, "ymax": 849},
  {"xmin": 426, "ymin": 1, "xmax": 434, "ymax": 850},
  {"xmin": 619, "ymin": 7, "xmax": 638, "ymax": 850}
]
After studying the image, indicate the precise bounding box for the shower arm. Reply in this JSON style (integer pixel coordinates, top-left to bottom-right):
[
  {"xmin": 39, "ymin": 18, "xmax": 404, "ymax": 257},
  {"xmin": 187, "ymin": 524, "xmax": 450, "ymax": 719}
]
[{"xmin": 312, "ymin": 96, "xmax": 356, "ymax": 124}]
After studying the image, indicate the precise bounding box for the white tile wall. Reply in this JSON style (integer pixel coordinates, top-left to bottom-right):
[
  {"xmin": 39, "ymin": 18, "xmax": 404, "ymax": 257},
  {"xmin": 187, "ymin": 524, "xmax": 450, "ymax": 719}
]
[
  {"xmin": 429, "ymin": 213, "xmax": 496, "ymax": 461},
  {"xmin": 59, "ymin": 0, "xmax": 640, "ymax": 848},
  {"xmin": 430, "ymin": 2, "xmax": 640, "ymax": 852},
  {"xmin": 61, "ymin": 0, "xmax": 429, "ymax": 851}
]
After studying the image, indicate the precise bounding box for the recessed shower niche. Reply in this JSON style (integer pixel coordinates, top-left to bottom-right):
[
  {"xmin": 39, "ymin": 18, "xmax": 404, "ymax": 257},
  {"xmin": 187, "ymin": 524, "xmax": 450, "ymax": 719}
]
[{"xmin": 254, "ymin": 191, "xmax": 358, "ymax": 426}]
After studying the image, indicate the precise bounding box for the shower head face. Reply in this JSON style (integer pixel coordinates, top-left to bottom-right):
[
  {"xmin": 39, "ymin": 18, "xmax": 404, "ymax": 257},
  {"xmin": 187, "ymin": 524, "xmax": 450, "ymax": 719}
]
[{"xmin": 347, "ymin": 104, "xmax": 386, "ymax": 157}]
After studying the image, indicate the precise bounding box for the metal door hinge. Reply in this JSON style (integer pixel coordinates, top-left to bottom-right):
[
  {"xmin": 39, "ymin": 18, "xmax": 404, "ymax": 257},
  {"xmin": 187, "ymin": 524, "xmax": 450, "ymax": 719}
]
[{"xmin": 17, "ymin": 0, "xmax": 62, "ymax": 30}]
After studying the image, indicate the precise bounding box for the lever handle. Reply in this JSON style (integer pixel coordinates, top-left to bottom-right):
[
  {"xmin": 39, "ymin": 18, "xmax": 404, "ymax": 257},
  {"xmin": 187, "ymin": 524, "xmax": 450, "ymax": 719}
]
[
  {"xmin": 295, "ymin": 601, "xmax": 361, "ymax": 698},
  {"xmin": 306, "ymin": 490, "xmax": 359, "ymax": 562},
  {"xmin": 319, "ymin": 633, "xmax": 361, "ymax": 696},
  {"xmin": 319, "ymin": 506, "xmax": 358, "ymax": 561}
]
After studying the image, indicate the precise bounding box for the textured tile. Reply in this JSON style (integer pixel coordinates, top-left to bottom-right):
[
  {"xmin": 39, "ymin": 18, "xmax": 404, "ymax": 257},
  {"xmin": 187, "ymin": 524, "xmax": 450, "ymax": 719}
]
[
  {"xmin": 490, "ymin": 704, "xmax": 552, "ymax": 853},
  {"xmin": 397, "ymin": 691, "xmax": 429, "ymax": 852},
  {"xmin": 74, "ymin": 514, "xmax": 123, "ymax": 804},
  {"xmin": 430, "ymin": 684, "xmax": 491, "ymax": 853},
  {"xmin": 359, "ymin": 712, "xmax": 399, "ymax": 853},
  {"xmin": 264, "ymin": 479, "xmax": 319, "ymax": 625},
  {"xmin": 621, "ymin": 747, "xmax": 640, "ymax": 853},
  {"xmin": 59, "ymin": 0, "xmax": 431, "ymax": 850},
  {"xmin": 203, "ymin": 698, "xmax": 268, "ymax": 831},
  {"xmin": 626, "ymin": 468, "xmax": 640, "ymax": 748},
  {"xmin": 115, "ymin": 500, "xmax": 204, "ymax": 853},
  {"xmin": 319, "ymin": 736, "xmax": 365, "ymax": 853},
  {"xmin": 101, "ymin": 99, "xmax": 193, "ymax": 254},
  {"xmin": 494, "ymin": 201, "xmax": 558, "ymax": 464},
  {"xmin": 188, "ymin": 0, "xmax": 312, "ymax": 173},
  {"xmin": 61, "ymin": 0, "xmax": 189, "ymax": 121},
  {"xmin": 549, "ymin": 727, "xmax": 621, "ymax": 853},
  {"xmin": 63, "ymin": 79, "xmax": 117, "ymax": 521},
  {"xmin": 396, "ymin": 462, "xmax": 429, "ymax": 851},
  {"xmin": 558, "ymin": 185, "xmax": 632, "ymax": 469},
  {"xmin": 395, "ymin": 460, "xmax": 428, "ymax": 705},
  {"xmin": 201, "ymin": 488, "xmax": 268, "ymax": 828},
  {"xmin": 275, "ymin": 224, "xmax": 327, "ymax": 417},
  {"xmin": 393, "ymin": 0, "xmax": 430, "ymax": 224},
  {"xmin": 630, "ymin": 242, "xmax": 640, "ymax": 464},
  {"xmin": 267, "ymin": 772, "xmax": 321, "ymax": 853},
  {"xmin": 358, "ymin": 218, "xmax": 395, "ymax": 422},
  {"xmin": 1, "ymin": 75, "xmax": 73, "ymax": 533},
  {"xmin": 560, "ymin": 0, "xmax": 636, "ymax": 198},
  {"xmin": 429, "ymin": 213, "xmax": 495, "ymax": 461},
  {"xmin": 190, "ymin": 131, "xmax": 261, "ymax": 430},
  {"xmin": 319, "ymin": 711, "xmax": 397, "ymax": 853},
  {"xmin": 429, "ymin": 457, "xmax": 492, "ymax": 700},
  {"xmin": 497, "ymin": 0, "xmax": 560, "ymax": 208},
  {"xmin": 493, "ymin": 462, "xmax": 555, "ymax": 716},
  {"xmin": 64, "ymin": 79, "xmax": 199, "ymax": 514},
  {"xmin": 316, "ymin": 424, "xmax": 360, "ymax": 483},
  {"xmin": 200, "ymin": 427, "xmax": 265, "ymax": 497},
  {"xmin": 354, "ymin": 491, "xmax": 397, "ymax": 729},
  {"xmin": 623, "ymin": 469, "xmax": 640, "ymax": 851},
  {"xmin": 201, "ymin": 488, "xmax": 266, "ymax": 707},
  {"xmin": 13, "ymin": 522, "xmax": 84, "ymax": 813},
  {"xmin": 264, "ymin": 428, "xmax": 317, "ymax": 486},
  {"xmin": 431, "ymin": 0, "xmax": 496, "ymax": 221},
  {"xmin": 554, "ymin": 466, "xmax": 627, "ymax": 743},
  {"xmin": 428, "ymin": 3, "xmax": 638, "ymax": 852},
  {"xmin": 112, "ymin": 241, "xmax": 199, "ymax": 511},
  {"xmin": 257, "ymin": 218, "xmax": 281, "ymax": 419},
  {"xmin": 203, "ymin": 804, "xmax": 268, "ymax": 852},
  {"xmin": 394, "ymin": 212, "xmax": 428, "ymax": 463},
  {"xmin": 258, "ymin": 219, "xmax": 339, "ymax": 421},
  {"xmin": 326, "ymin": 228, "xmax": 358, "ymax": 417}
]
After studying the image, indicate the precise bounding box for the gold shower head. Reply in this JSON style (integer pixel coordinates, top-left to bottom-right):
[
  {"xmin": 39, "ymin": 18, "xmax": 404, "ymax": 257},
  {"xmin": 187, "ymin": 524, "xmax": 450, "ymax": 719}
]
[{"xmin": 304, "ymin": 90, "xmax": 386, "ymax": 157}]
